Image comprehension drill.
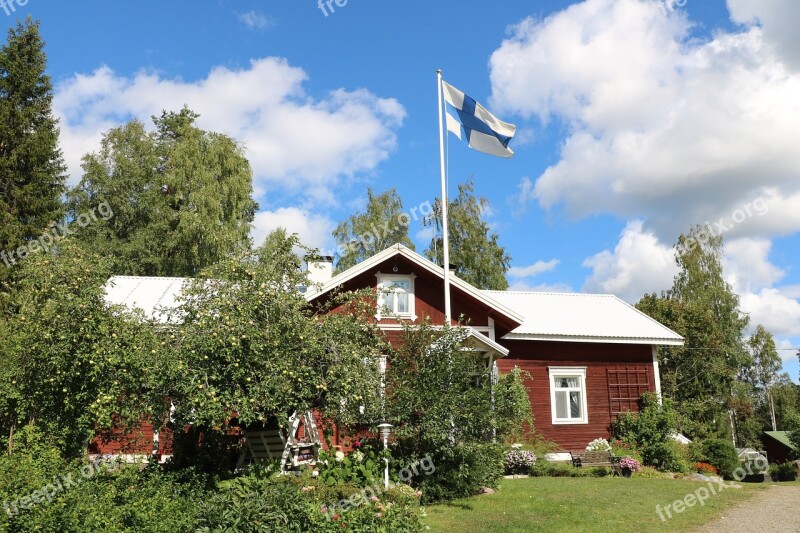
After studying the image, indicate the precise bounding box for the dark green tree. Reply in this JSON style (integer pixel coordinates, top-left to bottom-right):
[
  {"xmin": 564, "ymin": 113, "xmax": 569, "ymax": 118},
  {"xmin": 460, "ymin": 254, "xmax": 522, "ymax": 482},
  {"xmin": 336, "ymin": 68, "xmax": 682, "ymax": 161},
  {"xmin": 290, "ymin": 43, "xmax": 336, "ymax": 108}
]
[
  {"xmin": 424, "ymin": 180, "xmax": 511, "ymax": 290},
  {"xmin": 68, "ymin": 107, "xmax": 258, "ymax": 277},
  {"xmin": 0, "ymin": 18, "xmax": 66, "ymax": 287},
  {"xmin": 332, "ymin": 188, "xmax": 415, "ymax": 273}
]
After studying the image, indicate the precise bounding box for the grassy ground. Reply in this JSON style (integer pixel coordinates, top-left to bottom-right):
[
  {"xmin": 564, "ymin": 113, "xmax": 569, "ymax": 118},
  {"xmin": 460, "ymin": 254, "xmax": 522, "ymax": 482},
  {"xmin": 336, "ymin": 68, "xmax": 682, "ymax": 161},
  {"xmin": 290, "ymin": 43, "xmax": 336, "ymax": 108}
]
[{"xmin": 423, "ymin": 477, "xmax": 766, "ymax": 533}]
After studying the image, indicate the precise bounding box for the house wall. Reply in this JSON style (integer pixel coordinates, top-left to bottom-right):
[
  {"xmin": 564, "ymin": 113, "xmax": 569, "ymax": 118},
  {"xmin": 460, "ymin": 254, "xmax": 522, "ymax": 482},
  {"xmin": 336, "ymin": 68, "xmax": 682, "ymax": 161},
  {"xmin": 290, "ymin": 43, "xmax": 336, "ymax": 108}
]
[
  {"xmin": 496, "ymin": 340, "xmax": 656, "ymax": 452},
  {"xmin": 763, "ymin": 435, "xmax": 793, "ymax": 464}
]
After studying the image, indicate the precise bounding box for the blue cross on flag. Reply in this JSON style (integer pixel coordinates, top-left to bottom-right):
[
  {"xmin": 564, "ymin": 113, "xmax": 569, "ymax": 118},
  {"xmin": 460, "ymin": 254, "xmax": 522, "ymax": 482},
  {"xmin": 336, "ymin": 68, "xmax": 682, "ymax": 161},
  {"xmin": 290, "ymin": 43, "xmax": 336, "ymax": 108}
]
[{"xmin": 442, "ymin": 81, "xmax": 517, "ymax": 158}]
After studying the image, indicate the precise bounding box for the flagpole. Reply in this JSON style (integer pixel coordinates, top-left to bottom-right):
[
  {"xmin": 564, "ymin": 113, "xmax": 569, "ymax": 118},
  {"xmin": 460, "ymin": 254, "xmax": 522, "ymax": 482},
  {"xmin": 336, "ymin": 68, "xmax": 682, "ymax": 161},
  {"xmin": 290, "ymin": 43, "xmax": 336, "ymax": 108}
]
[{"xmin": 436, "ymin": 69, "xmax": 452, "ymax": 324}]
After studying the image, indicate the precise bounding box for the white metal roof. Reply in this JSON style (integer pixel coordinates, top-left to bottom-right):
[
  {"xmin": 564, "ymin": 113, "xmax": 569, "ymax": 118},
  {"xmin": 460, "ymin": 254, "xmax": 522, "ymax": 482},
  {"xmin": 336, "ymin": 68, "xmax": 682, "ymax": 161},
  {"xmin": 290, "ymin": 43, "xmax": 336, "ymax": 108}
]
[
  {"xmin": 484, "ymin": 291, "xmax": 684, "ymax": 346},
  {"xmin": 105, "ymin": 276, "xmax": 187, "ymax": 322}
]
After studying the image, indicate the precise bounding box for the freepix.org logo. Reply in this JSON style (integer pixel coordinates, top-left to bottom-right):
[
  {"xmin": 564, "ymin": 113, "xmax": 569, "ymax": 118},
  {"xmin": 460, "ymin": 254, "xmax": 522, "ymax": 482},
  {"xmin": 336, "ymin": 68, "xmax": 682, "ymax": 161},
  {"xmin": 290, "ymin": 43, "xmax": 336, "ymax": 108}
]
[{"xmin": 1, "ymin": 0, "xmax": 30, "ymax": 17}]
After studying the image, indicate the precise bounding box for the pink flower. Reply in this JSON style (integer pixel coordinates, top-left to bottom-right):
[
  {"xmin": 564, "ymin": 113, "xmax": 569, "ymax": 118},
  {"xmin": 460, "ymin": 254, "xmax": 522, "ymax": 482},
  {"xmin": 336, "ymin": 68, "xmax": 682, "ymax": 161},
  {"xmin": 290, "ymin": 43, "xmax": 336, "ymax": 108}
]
[
  {"xmin": 353, "ymin": 439, "xmax": 362, "ymax": 448},
  {"xmin": 370, "ymin": 496, "xmax": 379, "ymax": 502},
  {"xmin": 321, "ymin": 506, "xmax": 328, "ymax": 514},
  {"xmin": 376, "ymin": 512, "xmax": 383, "ymax": 518}
]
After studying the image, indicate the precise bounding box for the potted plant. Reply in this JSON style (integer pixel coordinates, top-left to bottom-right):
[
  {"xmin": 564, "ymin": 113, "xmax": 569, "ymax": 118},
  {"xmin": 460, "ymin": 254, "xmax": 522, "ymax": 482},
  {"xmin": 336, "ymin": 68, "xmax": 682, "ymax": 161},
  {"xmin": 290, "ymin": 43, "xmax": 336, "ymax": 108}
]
[{"xmin": 618, "ymin": 457, "xmax": 642, "ymax": 478}]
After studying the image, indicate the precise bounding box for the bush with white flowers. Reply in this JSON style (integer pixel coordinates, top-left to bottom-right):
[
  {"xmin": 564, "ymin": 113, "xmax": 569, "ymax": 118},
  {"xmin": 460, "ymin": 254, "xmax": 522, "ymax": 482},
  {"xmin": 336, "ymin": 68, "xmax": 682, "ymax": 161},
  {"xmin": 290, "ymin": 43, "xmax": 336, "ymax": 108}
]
[{"xmin": 586, "ymin": 438, "xmax": 612, "ymax": 452}]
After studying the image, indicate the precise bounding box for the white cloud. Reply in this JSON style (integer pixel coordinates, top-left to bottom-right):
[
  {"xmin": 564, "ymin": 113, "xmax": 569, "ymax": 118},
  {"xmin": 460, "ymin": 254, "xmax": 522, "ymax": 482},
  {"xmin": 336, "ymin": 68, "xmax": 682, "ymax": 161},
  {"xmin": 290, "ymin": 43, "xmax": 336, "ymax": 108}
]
[
  {"xmin": 54, "ymin": 58, "xmax": 406, "ymax": 203},
  {"xmin": 727, "ymin": 0, "xmax": 800, "ymax": 70},
  {"xmin": 251, "ymin": 207, "xmax": 335, "ymax": 252},
  {"xmin": 236, "ymin": 11, "xmax": 274, "ymax": 30},
  {"xmin": 508, "ymin": 281, "xmax": 573, "ymax": 293},
  {"xmin": 489, "ymin": 0, "xmax": 800, "ymax": 241},
  {"xmin": 740, "ymin": 288, "xmax": 800, "ymax": 339},
  {"xmin": 723, "ymin": 238, "xmax": 784, "ymax": 294},
  {"xmin": 582, "ymin": 221, "xmax": 677, "ymax": 302},
  {"xmin": 508, "ymin": 259, "xmax": 559, "ymax": 278}
]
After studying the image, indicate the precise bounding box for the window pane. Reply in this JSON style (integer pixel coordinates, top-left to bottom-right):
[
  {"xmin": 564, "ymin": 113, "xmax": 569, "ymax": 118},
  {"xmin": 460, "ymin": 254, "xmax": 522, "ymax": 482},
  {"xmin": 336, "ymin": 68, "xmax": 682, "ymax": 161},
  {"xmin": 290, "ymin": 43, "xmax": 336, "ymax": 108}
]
[
  {"xmin": 384, "ymin": 293, "xmax": 395, "ymax": 312},
  {"xmin": 570, "ymin": 391, "xmax": 582, "ymax": 418},
  {"xmin": 392, "ymin": 281, "xmax": 409, "ymax": 291},
  {"xmin": 397, "ymin": 292, "xmax": 408, "ymax": 313},
  {"xmin": 555, "ymin": 391, "xmax": 568, "ymax": 419},
  {"xmin": 557, "ymin": 377, "xmax": 579, "ymax": 388}
]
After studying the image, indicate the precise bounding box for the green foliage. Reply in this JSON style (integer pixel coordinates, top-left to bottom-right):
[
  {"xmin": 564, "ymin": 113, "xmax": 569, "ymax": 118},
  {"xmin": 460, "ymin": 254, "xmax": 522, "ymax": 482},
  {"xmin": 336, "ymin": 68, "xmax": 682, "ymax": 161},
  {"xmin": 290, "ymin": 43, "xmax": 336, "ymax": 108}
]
[
  {"xmin": 0, "ymin": 17, "xmax": 66, "ymax": 288},
  {"xmin": 613, "ymin": 393, "xmax": 689, "ymax": 472},
  {"xmin": 413, "ymin": 443, "xmax": 504, "ymax": 503},
  {"xmin": 494, "ymin": 367, "xmax": 534, "ymax": 440},
  {"xmin": 2, "ymin": 242, "xmax": 169, "ymax": 457},
  {"xmin": 198, "ymin": 475, "xmax": 422, "ymax": 533},
  {"xmin": 314, "ymin": 445, "xmax": 384, "ymax": 487},
  {"xmin": 169, "ymin": 247, "xmax": 385, "ymax": 431},
  {"xmin": 424, "ymin": 180, "xmax": 511, "ymax": 290},
  {"xmin": 700, "ymin": 439, "xmax": 739, "ymax": 479},
  {"xmin": 333, "ymin": 188, "xmax": 416, "ymax": 272},
  {"xmin": 637, "ymin": 226, "xmax": 750, "ymax": 440},
  {"xmin": 0, "ymin": 430, "xmax": 206, "ymax": 533},
  {"xmin": 769, "ymin": 462, "xmax": 798, "ymax": 482},
  {"xmin": 530, "ymin": 461, "xmax": 609, "ymax": 478},
  {"xmin": 68, "ymin": 107, "xmax": 257, "ymax": 277},
  {"xmin": 791, "ymin": 429, "xmax": 800, "ymax": 460}
]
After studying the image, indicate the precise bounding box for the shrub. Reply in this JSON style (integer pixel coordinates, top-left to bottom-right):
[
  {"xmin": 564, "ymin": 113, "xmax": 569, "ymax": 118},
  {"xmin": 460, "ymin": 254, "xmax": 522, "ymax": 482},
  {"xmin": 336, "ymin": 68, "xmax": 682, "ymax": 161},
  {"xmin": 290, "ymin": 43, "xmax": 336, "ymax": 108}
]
[
  {"xmin": 530, "ymin": 461, "xmax": 608, "ymax": 478},
  {"xmin": 700, "ymin": 439, "xmax": 739, "ymax": 479},
  {"xmin": 585, "ymin": 438, "xmax": 611, "ymax": 452},
  {"xmin": 613, "ymin": 393, "xmax": 684, "ymax": 471},
  {"xmin": 769, "ymin": 463, "xmax": 798, "ymax": 482},
  {"xmin": 494, "ymin": 367, "xmax": 534, "ymax": 440},
  {"xmin": 199, "ymin": 474, "xmax": 423, "ymax": 532},
  {"xmin": 644, "ymin": 441, "xmax": 691, "ymax": 473},
  {"xmin": 414, "ymin": 443, "xmax": 503, "ymax": 503},
  {"xmin": 314, "ymin": 444, "xmax": 384, "ymax": 487},
  {"xmin": 383, "ymin": 483, "xmax": 422, "ymax": 506},
  {"xmin": 693, "ymin": 462, "xmax": 718, "ymax": 476},
  {"xmin": 503, "ymin": 449, "xmax": 537, "ymax": 475}
]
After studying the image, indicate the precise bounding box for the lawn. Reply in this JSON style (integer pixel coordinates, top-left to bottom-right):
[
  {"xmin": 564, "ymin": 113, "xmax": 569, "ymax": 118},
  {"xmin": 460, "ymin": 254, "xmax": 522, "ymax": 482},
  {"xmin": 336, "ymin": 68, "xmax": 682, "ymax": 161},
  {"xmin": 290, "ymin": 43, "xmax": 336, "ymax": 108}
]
[{"xmin": 424, "ymin": 477, "xmax": 765, "ymax": 532}]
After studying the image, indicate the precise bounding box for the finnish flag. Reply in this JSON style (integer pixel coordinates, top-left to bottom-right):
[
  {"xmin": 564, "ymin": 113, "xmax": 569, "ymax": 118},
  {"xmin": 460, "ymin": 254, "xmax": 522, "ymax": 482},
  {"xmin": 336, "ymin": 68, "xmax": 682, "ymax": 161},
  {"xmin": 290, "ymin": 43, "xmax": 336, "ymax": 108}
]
[{"xmin": 442, "ymin": 81, "xmax": 517, "ymax": 159}]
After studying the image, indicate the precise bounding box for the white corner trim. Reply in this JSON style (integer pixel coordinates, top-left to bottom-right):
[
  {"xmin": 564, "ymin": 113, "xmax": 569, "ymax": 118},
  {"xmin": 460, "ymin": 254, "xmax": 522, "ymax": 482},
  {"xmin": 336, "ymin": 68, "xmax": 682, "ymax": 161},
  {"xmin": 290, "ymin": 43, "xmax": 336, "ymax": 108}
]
[
  {"xmin": 488, "ymin": 317, "xmax": 496, "ymax": 342},
  {"xmin": 652, "ymin": 345, "xmax": 662, "ymax": 403}
]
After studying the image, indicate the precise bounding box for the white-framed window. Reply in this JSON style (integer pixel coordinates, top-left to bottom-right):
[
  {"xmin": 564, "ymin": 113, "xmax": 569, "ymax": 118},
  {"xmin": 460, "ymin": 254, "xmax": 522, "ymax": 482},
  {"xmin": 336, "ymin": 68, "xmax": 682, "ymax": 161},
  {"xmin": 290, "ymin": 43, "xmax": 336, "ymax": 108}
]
[
  {"xmin": 548, "ymin": 367, "xmax": 588, "ymax": 425},
  {"xmin": 375, "ymin": 274, "xmax": 416, "ymax": 320}
]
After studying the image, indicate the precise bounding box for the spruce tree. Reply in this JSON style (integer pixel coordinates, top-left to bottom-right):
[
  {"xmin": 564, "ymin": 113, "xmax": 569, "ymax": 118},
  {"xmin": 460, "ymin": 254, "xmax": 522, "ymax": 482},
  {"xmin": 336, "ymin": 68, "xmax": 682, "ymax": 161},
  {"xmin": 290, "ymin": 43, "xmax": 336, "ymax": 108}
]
[{"xmin": 0, "ymin": 18, "xmax": 66, "ymax": 285}]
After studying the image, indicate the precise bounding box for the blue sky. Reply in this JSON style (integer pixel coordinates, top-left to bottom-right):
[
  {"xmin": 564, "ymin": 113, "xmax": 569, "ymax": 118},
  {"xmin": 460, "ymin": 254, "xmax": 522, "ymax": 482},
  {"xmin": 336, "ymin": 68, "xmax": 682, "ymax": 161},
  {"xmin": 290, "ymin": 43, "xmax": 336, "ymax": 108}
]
[{"xmin": 4, "ymin": 0, "xmax": 799, "ymax": 379}]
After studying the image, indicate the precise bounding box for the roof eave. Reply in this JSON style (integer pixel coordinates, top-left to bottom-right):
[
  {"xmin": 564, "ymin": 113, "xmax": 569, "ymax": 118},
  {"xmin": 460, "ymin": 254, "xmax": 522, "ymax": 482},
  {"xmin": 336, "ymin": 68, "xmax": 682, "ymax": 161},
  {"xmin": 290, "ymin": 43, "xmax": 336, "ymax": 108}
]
[{"xmin": 500, "ymin": 332, "xmax": 685, "ymax": 346}]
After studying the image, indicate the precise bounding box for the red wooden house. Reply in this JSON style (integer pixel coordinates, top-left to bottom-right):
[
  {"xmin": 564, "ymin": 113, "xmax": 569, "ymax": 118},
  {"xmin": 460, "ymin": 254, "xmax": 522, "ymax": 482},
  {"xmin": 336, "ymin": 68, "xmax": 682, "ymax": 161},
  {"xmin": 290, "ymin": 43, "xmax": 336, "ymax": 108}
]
[
  {"xmin": 304, "ymin": 244, "xmax": 683, "ymax": 451},
  {"xmin": 97, "ymin": 243, "xmax": 683, "ymax": 460}
]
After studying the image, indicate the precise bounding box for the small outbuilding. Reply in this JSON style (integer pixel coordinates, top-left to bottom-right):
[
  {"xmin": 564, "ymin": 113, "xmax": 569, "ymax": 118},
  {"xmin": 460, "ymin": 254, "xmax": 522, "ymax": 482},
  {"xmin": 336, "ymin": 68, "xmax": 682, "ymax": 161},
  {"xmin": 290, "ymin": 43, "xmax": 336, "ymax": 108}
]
[{"xmin": 762, "ymin": 431, "xmax": 797, "ymax": 464}]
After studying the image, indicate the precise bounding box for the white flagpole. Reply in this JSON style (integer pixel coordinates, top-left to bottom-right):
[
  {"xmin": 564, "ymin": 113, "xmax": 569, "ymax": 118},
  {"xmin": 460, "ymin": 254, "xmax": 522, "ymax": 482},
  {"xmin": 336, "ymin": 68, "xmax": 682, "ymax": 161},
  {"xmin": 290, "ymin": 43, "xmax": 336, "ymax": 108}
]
[{"xmin": 436, "ymin": 69, "xmax": 452, "ymax": 324}]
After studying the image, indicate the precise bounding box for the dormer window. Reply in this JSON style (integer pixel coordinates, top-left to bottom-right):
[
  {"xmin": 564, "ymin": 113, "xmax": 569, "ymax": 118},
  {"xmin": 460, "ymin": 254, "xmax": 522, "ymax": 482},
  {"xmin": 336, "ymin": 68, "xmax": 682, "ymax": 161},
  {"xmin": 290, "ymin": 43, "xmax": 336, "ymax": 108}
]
[{"xmin": 376, "ymin": 274, "xmax": 416, "ymax": 320}]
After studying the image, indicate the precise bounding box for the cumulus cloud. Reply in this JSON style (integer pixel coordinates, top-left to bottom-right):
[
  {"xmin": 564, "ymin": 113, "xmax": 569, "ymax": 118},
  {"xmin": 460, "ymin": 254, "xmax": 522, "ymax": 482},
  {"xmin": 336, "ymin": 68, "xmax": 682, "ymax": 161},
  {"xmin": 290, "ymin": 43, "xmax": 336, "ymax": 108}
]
[
  {"xmin": 54, "ymin": 58, "xmax": 406, "ymax": 203},
  {"xmin": 489, "ymin": 0, "xmax": 800, "ymax": 241},
  {"xmin": 236, "ymin": 11, "xmax": 274, "ymax": 30},
  {"xmin": 508, "ymin": 259, "xmax": 559, "ymax": 278},
  {"xmin": 727, "ymin": 0, "xmax": 800, "ymax": 70},
  {"xmin": 723, "ymin": 238, "xmax": 784, "ymax": 293},
  {"xmin": 582, "ymin": 221, "xmax": 677, "ymax": 303},
  {"xmin": 251, "ymin": 207, "xmax": 335, "ymax": 252}
]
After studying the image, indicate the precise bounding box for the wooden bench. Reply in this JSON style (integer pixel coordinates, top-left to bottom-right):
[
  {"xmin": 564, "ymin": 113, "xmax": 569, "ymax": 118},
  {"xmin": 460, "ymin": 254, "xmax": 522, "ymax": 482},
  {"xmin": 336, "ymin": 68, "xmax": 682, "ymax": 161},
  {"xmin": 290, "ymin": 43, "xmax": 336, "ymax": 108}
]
[{"xmin": 571, "ymin": 450, "xmax": 621, "ymax": 476}]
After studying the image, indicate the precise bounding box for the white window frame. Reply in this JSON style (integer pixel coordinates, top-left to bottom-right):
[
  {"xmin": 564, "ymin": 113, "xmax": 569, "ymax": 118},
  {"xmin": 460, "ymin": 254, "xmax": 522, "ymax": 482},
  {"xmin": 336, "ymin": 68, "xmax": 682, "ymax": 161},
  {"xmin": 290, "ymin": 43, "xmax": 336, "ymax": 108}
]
[
  {"xmin": 375, "ymin": 273, "xmax": 416, "ymax": 320},
  {"xmin": 548, "ymin": 367, "xmax": 589, "ymax": 425}
]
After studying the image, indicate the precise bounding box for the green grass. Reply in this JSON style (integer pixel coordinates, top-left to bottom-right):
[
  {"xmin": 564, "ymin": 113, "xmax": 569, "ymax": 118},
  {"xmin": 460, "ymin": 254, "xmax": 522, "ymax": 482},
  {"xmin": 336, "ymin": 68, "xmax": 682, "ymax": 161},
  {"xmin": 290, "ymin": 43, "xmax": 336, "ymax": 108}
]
[{"xmin": 424, "ymin": 477, "xmax": 765, "ymax": 532}]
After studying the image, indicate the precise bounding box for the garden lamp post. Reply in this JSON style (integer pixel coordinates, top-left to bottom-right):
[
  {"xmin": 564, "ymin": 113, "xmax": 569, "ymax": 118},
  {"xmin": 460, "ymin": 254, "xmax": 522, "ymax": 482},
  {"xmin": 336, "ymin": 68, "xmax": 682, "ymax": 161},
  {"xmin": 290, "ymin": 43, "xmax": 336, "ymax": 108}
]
[{"xmin": 377, "ymin": 422, "xmax": 393, "ymax": 490}]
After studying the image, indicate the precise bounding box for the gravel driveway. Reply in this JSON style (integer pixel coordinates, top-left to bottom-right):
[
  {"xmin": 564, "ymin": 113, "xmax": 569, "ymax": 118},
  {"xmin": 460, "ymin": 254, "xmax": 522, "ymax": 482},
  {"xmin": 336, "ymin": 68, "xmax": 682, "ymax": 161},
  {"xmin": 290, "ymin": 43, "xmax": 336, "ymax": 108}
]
[{"xmin": 697, "ymin": 484, "xmax": 800, "ymax": 532}]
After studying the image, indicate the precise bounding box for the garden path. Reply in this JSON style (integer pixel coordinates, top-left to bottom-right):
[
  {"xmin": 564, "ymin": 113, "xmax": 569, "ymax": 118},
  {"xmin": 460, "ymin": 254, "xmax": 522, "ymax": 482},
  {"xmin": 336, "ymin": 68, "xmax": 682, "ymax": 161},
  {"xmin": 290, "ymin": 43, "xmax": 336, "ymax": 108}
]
[{"xmin": 698, "ymin": 484, "xmax": 800, "ymax": 532}]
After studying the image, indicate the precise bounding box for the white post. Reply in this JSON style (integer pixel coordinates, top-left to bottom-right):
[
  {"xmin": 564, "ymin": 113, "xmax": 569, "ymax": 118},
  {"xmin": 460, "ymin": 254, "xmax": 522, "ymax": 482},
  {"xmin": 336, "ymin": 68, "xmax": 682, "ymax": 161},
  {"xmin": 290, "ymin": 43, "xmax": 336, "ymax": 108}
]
[{"xmin": 436, "ymin": 69, "xmax": 452, "ymax": 324}]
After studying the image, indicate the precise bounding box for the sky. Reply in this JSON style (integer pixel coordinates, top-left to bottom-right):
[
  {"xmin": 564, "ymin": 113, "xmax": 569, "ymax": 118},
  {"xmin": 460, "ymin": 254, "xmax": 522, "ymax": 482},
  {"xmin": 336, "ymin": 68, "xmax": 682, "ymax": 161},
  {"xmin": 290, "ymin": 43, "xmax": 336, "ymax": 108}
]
[{"xmin": 3, "ymin": 0, "xmax": 799, "ymax": 379}]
